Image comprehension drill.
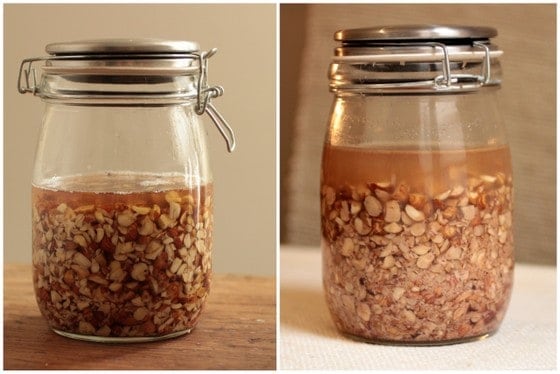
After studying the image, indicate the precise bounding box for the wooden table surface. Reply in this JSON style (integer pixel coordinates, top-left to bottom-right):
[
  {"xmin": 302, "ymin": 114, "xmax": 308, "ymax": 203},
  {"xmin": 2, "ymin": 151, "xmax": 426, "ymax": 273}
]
[{"xmin": 4, "ymin": 264, "xmax": 276, "ymax": 370}]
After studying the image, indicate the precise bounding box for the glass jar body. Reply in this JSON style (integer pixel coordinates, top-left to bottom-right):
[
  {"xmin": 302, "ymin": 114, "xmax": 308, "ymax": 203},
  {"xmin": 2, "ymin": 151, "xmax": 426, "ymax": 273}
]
[
  {"xmin": 321, "ymin": 90, "xmax": 514, "ymax": 345},
  {"xmin": 31, "ymin": 101, "xmax": 213, "ymax": 342}
]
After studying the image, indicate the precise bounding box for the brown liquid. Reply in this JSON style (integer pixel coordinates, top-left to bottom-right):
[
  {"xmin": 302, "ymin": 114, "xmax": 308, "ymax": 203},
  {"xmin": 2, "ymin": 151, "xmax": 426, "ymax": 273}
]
[
  {"xmin": 32, "ymin": 173, "xmax": 212, "ymax": 213},
  {"xmin": 322, "ymin": 145, "xmax": 512, "ymax": 196},
  {"xmin": 32, "ymin": 173, "xmax": 213, "ymax": 339}
]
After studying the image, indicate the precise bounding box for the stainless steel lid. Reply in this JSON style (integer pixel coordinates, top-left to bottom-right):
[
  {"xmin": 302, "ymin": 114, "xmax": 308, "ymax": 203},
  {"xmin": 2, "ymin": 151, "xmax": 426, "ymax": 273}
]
[
  {"xmin": 330, "ymin": 24, "xmax": 503, "ymax": 94},
  {"xmin": 46, "ymin": 38, "xmax": 200, "ymax": 55},
  {"xmin": 40, "ymin": 39, "xmax": 204, "ymax": 76},
  {"xmin": 335, "ymin": 25, "xmax": 497, "ymax": 43}
]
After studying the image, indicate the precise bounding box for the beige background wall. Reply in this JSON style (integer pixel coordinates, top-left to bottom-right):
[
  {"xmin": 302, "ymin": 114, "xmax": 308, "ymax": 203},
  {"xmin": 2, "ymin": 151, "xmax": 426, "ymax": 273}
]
[
  {"xmin": 4, "ymin": 4, "xmax": 276, "ymax": 276},
  {"xmin": 280, "ymin": 4, "xmax": 556, "ymax": 265}
]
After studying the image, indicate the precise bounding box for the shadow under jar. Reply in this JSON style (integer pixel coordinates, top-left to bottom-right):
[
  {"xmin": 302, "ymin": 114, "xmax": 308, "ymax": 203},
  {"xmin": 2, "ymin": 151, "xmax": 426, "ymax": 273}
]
[
  {"xmin": 20, "ymin": 39, "xmax": 236, "ymax": 342},
  {"xmin": 321, "ymin": 25, "xmax": 514, "ymax": 345}
]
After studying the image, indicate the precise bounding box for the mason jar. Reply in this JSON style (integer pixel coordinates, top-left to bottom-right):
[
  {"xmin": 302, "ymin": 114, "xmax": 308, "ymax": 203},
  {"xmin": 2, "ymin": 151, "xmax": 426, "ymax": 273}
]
[
  {"xmin": 19, "ymin": 39, "xmax": 235, "ymax": 342},
  {"xmin": 320, "ymin": 25, "xmax": 514, "ymax": 345}
]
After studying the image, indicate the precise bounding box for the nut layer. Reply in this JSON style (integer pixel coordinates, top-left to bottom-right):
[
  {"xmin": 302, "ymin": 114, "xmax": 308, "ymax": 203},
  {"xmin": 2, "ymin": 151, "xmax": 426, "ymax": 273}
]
[
  {"xmin": 321, "ymin": 173, "xmax": 514, "ymax": 343},
  {"xmin": 32, "ymin": 185, "xmax": 213, "ymax": 338}
]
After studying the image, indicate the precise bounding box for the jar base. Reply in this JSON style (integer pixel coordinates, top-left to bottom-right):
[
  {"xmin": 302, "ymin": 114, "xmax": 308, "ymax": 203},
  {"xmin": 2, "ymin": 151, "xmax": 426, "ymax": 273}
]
[
  {"xmin": 340, "ymin": 330, "xmax": 496, "ymax": 347},
  {"xmin": 52, "ymin": 328, "xmax": 192, "ymax": 343}
]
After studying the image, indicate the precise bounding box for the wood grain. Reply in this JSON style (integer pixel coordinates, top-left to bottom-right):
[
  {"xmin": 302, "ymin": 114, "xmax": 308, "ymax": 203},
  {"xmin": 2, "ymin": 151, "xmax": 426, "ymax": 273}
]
[{"xmin": 4, "ymin": 264, "xmax": 276, "ymax": 370}]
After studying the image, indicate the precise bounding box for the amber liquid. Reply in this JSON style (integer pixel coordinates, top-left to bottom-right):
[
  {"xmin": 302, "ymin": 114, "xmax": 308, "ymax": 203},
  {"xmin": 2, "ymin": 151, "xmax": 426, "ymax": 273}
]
[
  {"xmin": 322, "ymin": 145, "xmax": 512, "ymax": 196},
  {"xmin": 32, "ymin": 172, "xmax": 213, "ymax": 340},
  {"xmin": 32, "ymin": 173, "xmax": 212, "ymax": 214}
]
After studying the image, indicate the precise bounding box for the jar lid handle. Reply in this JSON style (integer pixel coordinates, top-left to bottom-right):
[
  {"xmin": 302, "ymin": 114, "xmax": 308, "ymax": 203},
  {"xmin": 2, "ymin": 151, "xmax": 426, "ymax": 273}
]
[
  {"xmin": 195, "ymin": 49, "xmax": 236, "ymax": 153},
  {"xmin": 205, "ymin": 101, "xmax": 237, "ymax": 153}
]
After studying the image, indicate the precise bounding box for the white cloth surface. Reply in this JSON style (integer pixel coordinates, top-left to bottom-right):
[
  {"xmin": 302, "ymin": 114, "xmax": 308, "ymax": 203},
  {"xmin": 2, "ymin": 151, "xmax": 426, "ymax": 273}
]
[{"xmin": 280, "ymin": 245, "xmax": 556, "ymax": 370}]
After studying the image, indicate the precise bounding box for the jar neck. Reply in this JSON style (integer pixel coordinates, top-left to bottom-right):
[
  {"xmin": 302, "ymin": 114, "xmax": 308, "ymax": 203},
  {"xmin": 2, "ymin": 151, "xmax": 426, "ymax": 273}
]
[{"xmin": 39, "ymin": 73, "xmax": 199, "ymax": 105}]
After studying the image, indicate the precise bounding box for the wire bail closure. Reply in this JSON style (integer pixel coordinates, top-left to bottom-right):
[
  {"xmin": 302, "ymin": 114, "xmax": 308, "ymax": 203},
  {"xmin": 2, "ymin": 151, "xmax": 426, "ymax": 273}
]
[
  {"xmin": 196, "ymin": 48, "xmax": 236, "ymax": 153},
  {"xmin": 17, "ymin": 48, "xmax": 236, "ymax": 153},
  {"xmin": 330, "ymin": 39, "xmax": 500, "ymax": 94},
  {"xmin": 432, "ymin": 41, "xmax": 494, "ymax": 89},
  {"xmin": 195, "ymin": 48, "xmax": 236, "ymax": 153},
  {"xmin": 17, "ymin": 57, "xmax": 42, "ymax": 95}
]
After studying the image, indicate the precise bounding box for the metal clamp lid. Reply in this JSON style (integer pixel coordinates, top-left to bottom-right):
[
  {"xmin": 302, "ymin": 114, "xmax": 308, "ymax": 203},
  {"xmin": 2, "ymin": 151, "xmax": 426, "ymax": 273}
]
[
  {"xmin": 44, "ymin": 38, "xmax": 201, "ymax": 55},
  {"xmin": 330, "ymin": 25, "xmax": 503, "ymax": 94},
  {"xmin": 335, "ymin": 24, "xmax": 497, "ymax": 43},
  {"xmin": 17, "ymin": 39, "xmax": 235, "ymax": 152}
]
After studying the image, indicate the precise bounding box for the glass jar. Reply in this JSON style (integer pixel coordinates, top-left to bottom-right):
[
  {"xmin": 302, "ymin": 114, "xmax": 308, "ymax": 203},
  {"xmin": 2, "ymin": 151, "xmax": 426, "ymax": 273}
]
[
  {"xmin": 321, "ymin": 25, "xmax": 514, "ymax": 345},
  {"xmin": 19, "ymin": 39, "xmax": 235, "ymax": 342}
]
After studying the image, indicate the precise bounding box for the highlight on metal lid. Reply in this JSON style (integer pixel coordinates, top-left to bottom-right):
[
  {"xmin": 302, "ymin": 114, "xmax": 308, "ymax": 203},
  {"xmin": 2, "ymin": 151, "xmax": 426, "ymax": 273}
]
[{"xmin": 330, "ymin": 24, "xmax": 503, "ymax": 94}]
